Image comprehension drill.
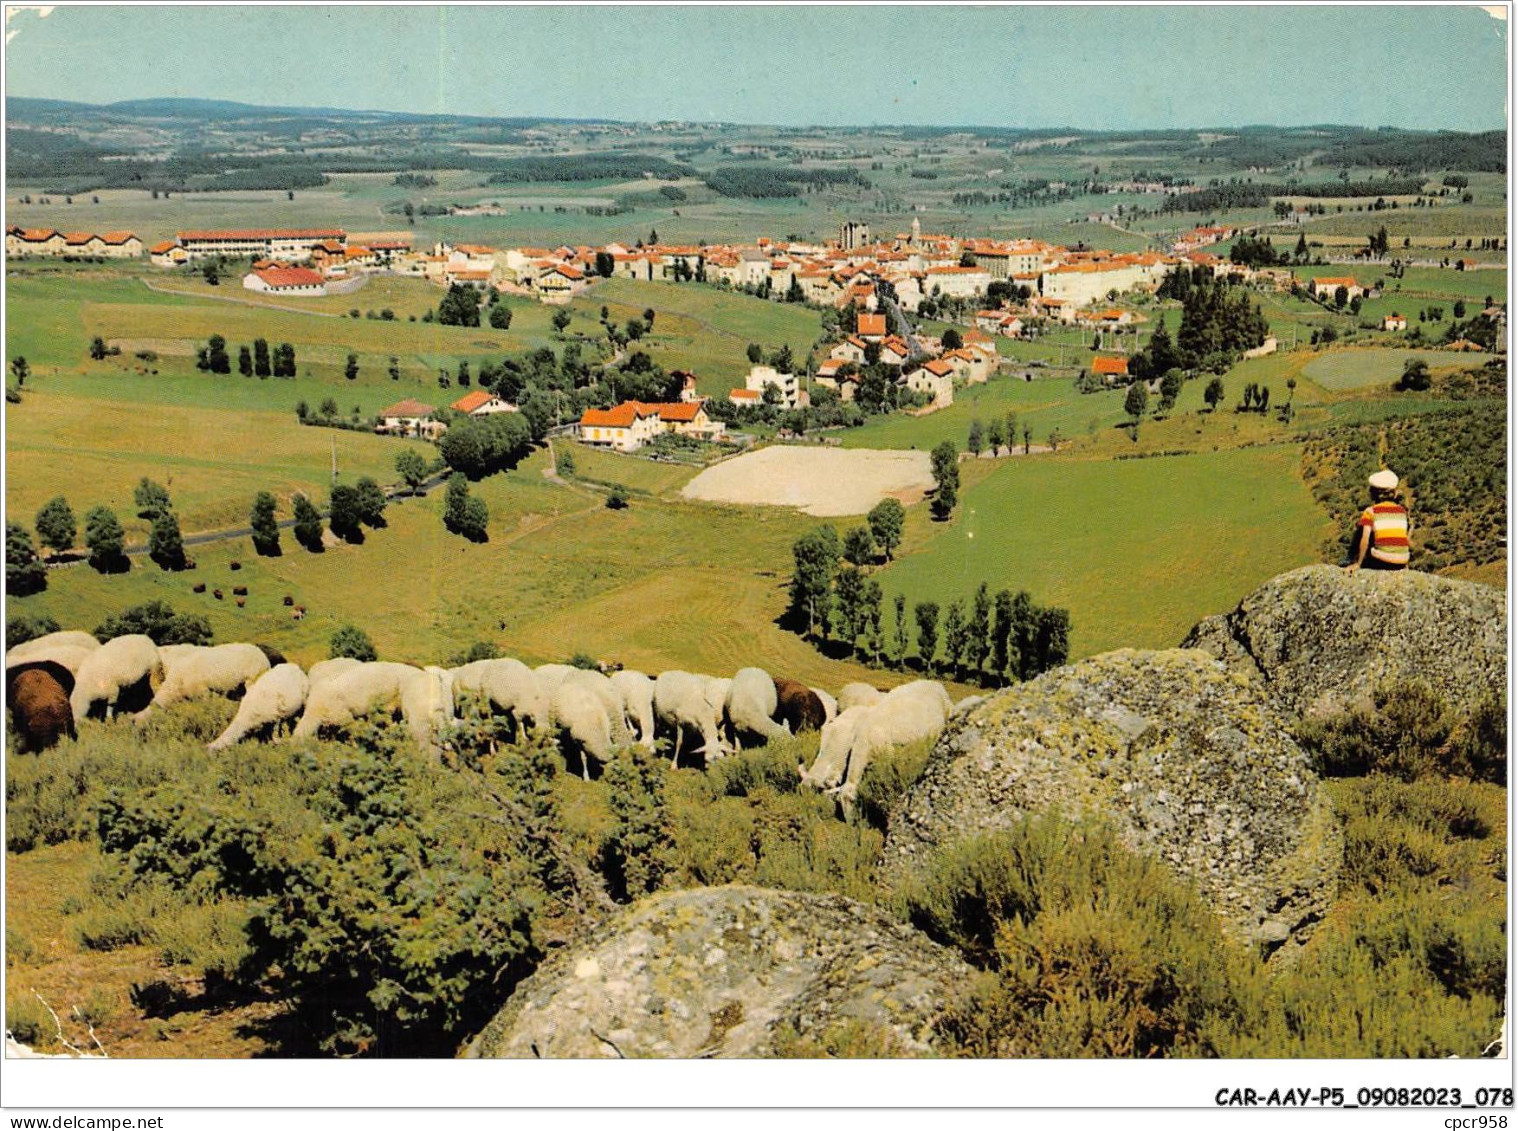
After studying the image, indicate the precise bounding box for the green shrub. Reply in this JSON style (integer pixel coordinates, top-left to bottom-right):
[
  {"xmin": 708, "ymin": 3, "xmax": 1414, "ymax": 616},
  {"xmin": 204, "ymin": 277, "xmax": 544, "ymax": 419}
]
[
  {"xmin": 1297, "ymin": 681, "xmax": 1506, "ymax": 784},
  {"xmin": 908, "ymin": 815, "xmax": 1258, "ymax": 1058},
  {"xmin": 853, "ymin": 737, "xmax": 934, "ymax": 830},
  {"xmin": 6, "ymin": 611, "xmax": 59, "ymax": 650},
  {"xmin": 602, "ymin": 743, "xmax": 673, "ymax": 901},
  {"xmin": 94, "ymin": 732, "xmax": 560, "ymax": 1055},
  {"xmin": 5, "ymin": 990, "xmax": 51, "ymax": 1049},
  {"xmin": 328, "ymin": 625, "xmax": 377, "ymax": 662},
  {"xmin": 95, "ymin": 600, "xmax": 212, "ymax": 645}
]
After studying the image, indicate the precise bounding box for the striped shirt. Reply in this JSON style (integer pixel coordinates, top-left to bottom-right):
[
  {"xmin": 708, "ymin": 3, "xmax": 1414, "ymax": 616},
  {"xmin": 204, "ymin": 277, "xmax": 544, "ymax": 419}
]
[{"xmin": 1359, "ymin": 502, "xmax": 1410, "ymax": 566}]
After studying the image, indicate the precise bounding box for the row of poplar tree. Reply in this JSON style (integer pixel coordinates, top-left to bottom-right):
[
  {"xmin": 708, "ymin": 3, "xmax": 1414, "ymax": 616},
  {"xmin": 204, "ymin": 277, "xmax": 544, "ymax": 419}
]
[{"xmin": 788, "ymin": 517, "xmax": 1070, "ymax": 686}]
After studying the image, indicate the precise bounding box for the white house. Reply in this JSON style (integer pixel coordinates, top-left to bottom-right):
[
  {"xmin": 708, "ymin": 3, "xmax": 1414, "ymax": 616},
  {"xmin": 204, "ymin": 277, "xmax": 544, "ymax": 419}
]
[
  {"xmin": 451, "ymin": 390, "xmax": 517, "ymax": 417},
  {"xmin": 904, "ymin": 360, "xmax": 955, "ymax": 409},
  {"xmin": 744, "ymin": 364, "xmax": 807, "ymax": 409}
]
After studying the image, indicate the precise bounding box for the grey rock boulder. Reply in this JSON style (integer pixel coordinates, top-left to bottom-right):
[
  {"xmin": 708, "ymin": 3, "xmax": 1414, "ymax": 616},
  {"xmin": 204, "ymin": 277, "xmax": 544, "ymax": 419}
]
[
  {"xmin": 1182, "ymin": 565, "xmax": 1505, "ymax": 721},
  {"xmin": 463, "ymin": 885, "xmax": 970, "ymax": 1058},
  {"xmin": 880, "ymin": 649, "xmax": 1341, "ymax": 955}
]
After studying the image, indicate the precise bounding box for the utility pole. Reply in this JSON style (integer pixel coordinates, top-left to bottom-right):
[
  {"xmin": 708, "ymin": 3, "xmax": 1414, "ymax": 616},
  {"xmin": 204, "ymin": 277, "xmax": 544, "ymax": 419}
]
[{"xmin": 331, "ymin": 435, "xmax": 337, "ymax": 484}]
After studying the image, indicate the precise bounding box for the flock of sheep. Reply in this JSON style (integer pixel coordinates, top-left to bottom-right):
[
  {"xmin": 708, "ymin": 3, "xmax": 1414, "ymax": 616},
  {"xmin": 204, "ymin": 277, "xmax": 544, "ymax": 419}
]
[{"xmin": 6, "ymin": 631, "xmax": 975, "ymax": 801}]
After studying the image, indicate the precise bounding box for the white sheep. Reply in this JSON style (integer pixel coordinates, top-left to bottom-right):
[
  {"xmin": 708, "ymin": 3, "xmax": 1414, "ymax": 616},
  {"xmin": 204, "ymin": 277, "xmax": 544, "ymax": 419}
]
[
  {"xmin": 208, "ymin": 663, "xmax": 311, "ymax": 751},
  {"xmin": 609, "ymin": 669, "xmax": 657, "ymax": 746},
  {"xmin": 724, "ymin": 666, "xmax": 790, "ymax": 747},
  {"xmin": 654, "ymin": 670, "xmax": 730, "ymax": 767},
  {"xmin": 291, "ymin": 661, "xmax": 455, "ymax": 754},
  {"xmin": 811, "ymin": 686, "xmax": 839, "ymax": 724},
  {"xmin": 6, "ymin": 630, "xmax": 101, "ymax": 682},
  {"xmin": 837, "ymin": 682, "xmax": 885, "ymax": 712},
  {"xmin": 801, "ymin": 680, "xmax": 953, "ymax": 807},
  {"xmin": 134, "ymin": 643, "xmax": 271, "ymax": 723},
  {"xmin": 69, "ymin": 635, "xmax": 164, "ymax": 724},
  {"xmin": 548, "ymin": 668, "xmax": 630, "ymax": 778},
  {"xmin": 451, "ymin": 657, "xmax": 551, "ymax": 742}
]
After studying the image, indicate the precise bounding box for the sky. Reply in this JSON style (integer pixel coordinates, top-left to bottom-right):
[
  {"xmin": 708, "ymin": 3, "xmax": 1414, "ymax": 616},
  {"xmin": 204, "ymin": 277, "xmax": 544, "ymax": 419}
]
[{"xmin": 2, "ymin": 4, "xmax": 1509, "ymax": 131}]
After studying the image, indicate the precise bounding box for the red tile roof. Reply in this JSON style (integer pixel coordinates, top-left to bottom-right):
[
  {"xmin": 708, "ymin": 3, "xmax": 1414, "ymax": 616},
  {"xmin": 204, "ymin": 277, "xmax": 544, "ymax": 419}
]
[
  {"xmin": 1092, "ymin": 356, "xmax": 1129, "ymax": 376},
  {"xmin": 178, "ymin": 228, "xmax": 345, "ymax": 241},
  {"xmin": 149, "ymin": 240, "xmax": 178, "ymax": 254},
  {"xmin": 253, "ymin": 266, "xmax": 324, "ymax": 289},
  {"xmin": 857, "ymin": 312, "xmax": 887, "ymax": 336},
  {"xmin": 451, "ymin": 391, "xmax": 497, "ymax": 414},
  {"xmin": 380, "ymin": 399, "xmax": 436, "ymax": 418},
  {"xmin": 100, "ymin": 231, "xmax": 138, "ymax": 244}
]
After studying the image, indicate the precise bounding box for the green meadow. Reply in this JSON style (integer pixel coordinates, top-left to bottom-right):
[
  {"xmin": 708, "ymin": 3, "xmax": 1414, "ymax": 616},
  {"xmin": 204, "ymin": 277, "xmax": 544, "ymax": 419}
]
[{"xmin": 874, "ymin": 445, "xmax": 1332, "ymax": 659}]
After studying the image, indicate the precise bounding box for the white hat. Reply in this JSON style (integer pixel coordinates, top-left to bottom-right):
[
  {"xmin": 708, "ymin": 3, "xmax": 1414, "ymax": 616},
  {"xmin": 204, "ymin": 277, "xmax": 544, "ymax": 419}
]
[{"xmin": 1368, "ymin": 469, "xmax": 1399, "ymax": 490}]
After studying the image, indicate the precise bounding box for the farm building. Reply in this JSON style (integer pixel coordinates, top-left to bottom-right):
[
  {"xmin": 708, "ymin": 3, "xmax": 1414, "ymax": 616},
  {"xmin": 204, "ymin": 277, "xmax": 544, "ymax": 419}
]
[
  {"xmin": 243, "ymin": 265, "xmax": 327, "ymax": 296},
  {"xmin": 149, "ymin": 240, "xmax": 189, "ymax": 268},
  {"xmin": 378, "ymin": 399, "xmax": 444, "ymax": 439},
  {"xmin": 1092, "ymin": 355, "xmax": 1130, "ymax": 383},
  {"xmin": 578, "ymin": 400, "xmax": 724, "ymax": 452},
  {"xmin": 534, "ymin": 263, "xmax": 588, "ymax": 303},
  {"xmin": 1308, "ymin": 276, "xmax": 1366, "ymax": 301},
  {"xmin": 174, "ymin": 228, "xmax": 347, "ymax": 261},
  {"xmin": 451, "ymin": 390, "xmax": 517, "ymax": 417},
  {"xmin": 904, "ymin": 360, "xmax": 955, "ymax": 409},
  {"xmin": 7, "ymin": 226, "xmax": 141, "ymax": 258},
  {"xmin": 856, "ymin": 312, "xmax": 888, "ymax": 341}
]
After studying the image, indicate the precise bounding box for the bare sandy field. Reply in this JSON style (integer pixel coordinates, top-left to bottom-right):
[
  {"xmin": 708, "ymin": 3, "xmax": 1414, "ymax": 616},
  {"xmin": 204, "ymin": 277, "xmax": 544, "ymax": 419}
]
[{"xmin": 681, "ymin": 445, "xmax": 934, "ymax": 517}]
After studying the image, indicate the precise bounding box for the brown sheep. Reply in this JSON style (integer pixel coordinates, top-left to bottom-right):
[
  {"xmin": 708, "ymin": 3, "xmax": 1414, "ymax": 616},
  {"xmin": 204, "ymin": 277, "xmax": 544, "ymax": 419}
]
[
  {"xmin": 773, "ymin": 677, "xmax": 827, "ymax": 734},
  {"xmin": 8, "ymin": 665, "xmax": 76, "ymax": 753},
  {"xmin": 213, "ymin": 589, "xmax": 224, "ymax": 600},
  {"xmin": 232, "ymin": 586, "xmax": 248, "ymax": 596},
  {"xmin": 193, "ymin": 582, "xmax": 207, "ymax": 594},
  {"xmin": 230, "ymin": 561, "xmax": 242, "ymax": 571},
  {"xmin": 236, "ymin": 598, "xmax": 246, "ymax": 608},
  {"xmin": 291, "ymin": 606, "xmax": 306, "ymax": 621},
  {"xmin": 282, "ymin": 595, "xmax": 295, "ymax": 607}
]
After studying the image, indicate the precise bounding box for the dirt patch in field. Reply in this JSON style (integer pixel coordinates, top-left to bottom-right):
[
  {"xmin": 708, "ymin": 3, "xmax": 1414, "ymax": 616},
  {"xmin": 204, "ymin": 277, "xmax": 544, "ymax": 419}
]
[{"xmin": 681, "ymin": 446, "xmax": 933, "ymax": 516}]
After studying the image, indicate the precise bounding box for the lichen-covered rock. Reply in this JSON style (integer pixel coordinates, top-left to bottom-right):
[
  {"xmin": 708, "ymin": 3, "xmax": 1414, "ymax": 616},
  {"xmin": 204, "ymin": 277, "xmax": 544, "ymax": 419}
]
[
  {"xmin": 1182, "ymin": 565, "xmax": 1505, "ymax": 721},
  {"xmin": 881, "ymin": 649, "xmax": 1341, "ymax": 955},
  {"xmin": 463, "ymin": 885, "xmax": 970, "ymax": 1058}
]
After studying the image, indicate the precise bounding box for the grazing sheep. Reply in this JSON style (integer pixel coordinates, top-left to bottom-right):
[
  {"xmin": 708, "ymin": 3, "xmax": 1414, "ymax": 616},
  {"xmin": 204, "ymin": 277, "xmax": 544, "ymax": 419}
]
[
  {"xmin": 7, "ymin": 666, "xmax": 76, "ymax": 753},
  {"xmin": 810, "ymin": 686, "xmax": 838, "ymax": 724},
  {"xmin": 654, "ymin": 670, "xmax": 730, "ymax": 767},
  {"xmin": 6, "ymin": 631, "xmax": 100, "ymax": 676},
  {"xmin": 232, "ymin": 586, "xmax": 247, "ymax": 597},
  {"xmin": 235, "ymin": 598, "xmax": 246, "ymax": 608},
  {"xmin": 230, "ymin": 561, "xmax": 242, "ymax": 571},
  {"xmin": 725, "ymin": 667, "xmax": 790, "ymax": 747},
  {"xmin": 800, "ymin": 680, "xmax": 953, "ymax": 808},
  {"xmin": 451, "ymin": 657, "xmax": 550, "ymax": 742},
  {"xmin": 307, "ymin": 657, "xmax": 361, "ymax": 687},
  {"xmin": 213, "ymin": 589, "xmax": 224, "ymax": 601},
  {"xmin": 291, "ymin": 607, "xmax": 306, "ymax": 621},
  {"xmin": 208, "ymin": 663, "xmax": 311, "ymax": 751},
  {"xmin": 548, "ymin": 673, "xmax": 627, "ymax": 779},
  {"xmin": 609, "ymin": 669, "xmax": 656, "ymax": 746},
  {"xmin": 282, "ymin": 595, "xmax": 295, "ymax": 607},
  {"xmin": 134, "ymin": 643, "xmax": 271, "ymax": 723},
  {"xmin": 837, "ymin": 682, "xmax": 884, "ymax": 712},
  {"xmin": 70, "ymin": 635, "xmax": 164, "ymax": 724},
  {"xmin": 255, "ymin": 644, "xmax": 287, "ymax": 667},
  {"xmin": 533, "ymin": 663, "xmax": 576, "ymax": 695},
  {"xmin": 774, "ymin": 677, "xmax": 828, "ymax": 734},
  {"xmin": 291, "ymin": 662, "xmax": 455, "ymax": 754},
  {"xmin": 193, "ymin": 583, "xmax": 207, "ymax": 594}
]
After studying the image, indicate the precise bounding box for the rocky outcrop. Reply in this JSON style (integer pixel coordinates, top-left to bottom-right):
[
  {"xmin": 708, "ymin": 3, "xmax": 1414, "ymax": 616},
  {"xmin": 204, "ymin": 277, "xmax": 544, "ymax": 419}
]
[
  {"xmin": 463, "ymin": 886, "xmax": 970, "ymax": 1058},
  {"xmin": 1182, "ymin": 565, "xmax": 1505, "ymax": 721},
  {"xmin": 881, "ymin": 649, "xmax": 1341, "ymax": 955}
]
